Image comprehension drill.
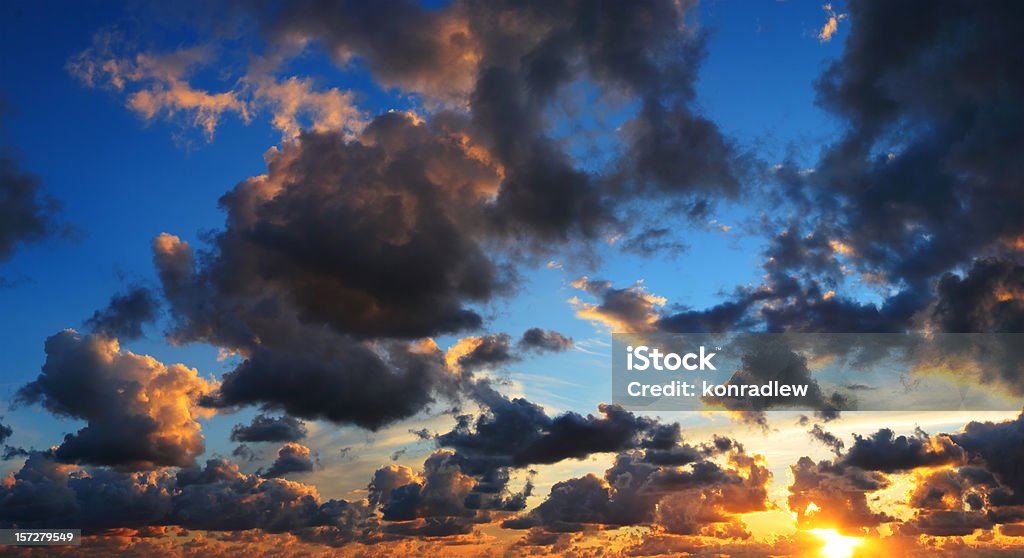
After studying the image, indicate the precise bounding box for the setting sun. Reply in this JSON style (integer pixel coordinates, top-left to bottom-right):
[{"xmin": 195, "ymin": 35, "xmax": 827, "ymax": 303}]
[{"xmin": 808, "ymin": 529, "xmax": 863, "ymax": 558}]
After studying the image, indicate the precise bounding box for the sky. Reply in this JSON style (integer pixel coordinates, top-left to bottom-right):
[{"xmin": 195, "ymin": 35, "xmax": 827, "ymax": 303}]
[{"xmin": 1, "ymin": 1, "xmax": 1024, "ymax": 557}]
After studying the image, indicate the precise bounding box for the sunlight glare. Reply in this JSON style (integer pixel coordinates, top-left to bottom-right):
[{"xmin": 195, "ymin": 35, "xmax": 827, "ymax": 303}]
[{"xmin": 808, "ymin": 528, "xmax": 863, "ymax": 558}]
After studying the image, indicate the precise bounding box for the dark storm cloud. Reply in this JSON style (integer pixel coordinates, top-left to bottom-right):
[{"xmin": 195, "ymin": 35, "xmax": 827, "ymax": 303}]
[
  {"xmin": 0, "ymin": 418, "xmax": 11, "ymax": 446},
  {"xmin": 262, "ymin": 443, "xmax": 316, "ymax": 478},
  {"xmin": 230, "ymin": 414, "xmax": 308, "ymax": 443},
  {"xmin": 841, "ymin": 428, "xmax": 964, "ymax": 474},
  {"xmin": 15, "ymin": 330, "xmax": 214, "ymax": 470},
  {"xmin": 517, "ymin": 328, "xmax": 573, "ymax": 353},
  {"xmin": 807, "ymin": 0, "xmax": 1024, "ymax": 290},
  {"xmin": 84, "ymin": 287, "xmax": 160, "ymax": 339}
]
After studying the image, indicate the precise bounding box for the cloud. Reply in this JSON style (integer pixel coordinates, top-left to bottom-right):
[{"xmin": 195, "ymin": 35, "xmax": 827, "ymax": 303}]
[
  {"xmin": 84, "ymin": 287, "xmax": 160, "ymax": 339},
  {"xmin": 0, "ymin": 147, "xmax": 61, "ymax": 264},
  {"xmin": 69, "ymin": 31, "xmax": 365, "ymax": 141},
  {"xmin": 807, "ymin": 1, "xmax": 1024, "ymax": 292},
  {"xmin": 618, "ymin": 227, "xmax": 688, "ymax": 257},
  {"xmin": 230, "ymin": 414, "xmax": 308, "ymax": 443},
  {"xmin": 809, "ymin": 424, "xmax": 845, "ymax": 456},
  {"xmin": 200, "ymin": 330, "xmax": 452, "ymax": 430},
  {"xmin": 700, "ymin": 338, "xmax": 848, "ymax": 425},
  {"xmin": 445, "ymin": 334, "xmax": 516, "ymax": 373},
  {"xmin": 0, "ymin": 453, "xmax": 371, "ymax": 542},
  {"xmin": 517, "ymin": 328, "xmax": 573, "ymax": 353},
  {"xmin": 503, "ymin": 446, "xmax": 770, "ymax": 535},
  {"xmin": 931, "ymin": 258, "xmax": 1024, "ymax": 333},
  {"xmin": 262, "ymin": 443, "xmax": 316, "ymax": 478},
  {"xmin": 0, "ymin": 418, "xmax": 11, "ymax": 446},
  {"xmin": 788, "ymin": 456, "xmax": 892, "ymax": 534},
  {"xmin": 569, "ymin": 277, "xmax": 665, "ymax": 332},
  {"xmin": 15, "ymin": 330, "xmax": 215, "ymax": 469},
  {"xmin": 817, "ymin": 4, "xmax": 848, "ymax": 43},
  {"xmin": 841, "ymin": 428, "xmax": 964, "ymax": 474}
]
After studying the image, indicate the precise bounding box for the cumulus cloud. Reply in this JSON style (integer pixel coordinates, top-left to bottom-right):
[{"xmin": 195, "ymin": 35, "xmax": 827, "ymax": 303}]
[
  {"xmin": 15, "ymin": 330, "xmax": 216, "ymax": 469},
  {"xmin": 0, "ymin": 452, "xmax": 371, "ymax": 541},
  {"xmin": 569, "ymin": 277, "xmax": 665, "ymax": 332},
  {"xmin": 231, "ymin": 414, "xmax": 307, "ymax": 443},
  {"xmin": 503, "ymin": 445, "xmax": 770, "ymax": 535},
  {"xmin": 517, "ymin": 328, "xmax": 573, "ymax": 353},
  {"xmin": 788, "ymin": 455, "xmax": 892, "ymax": 534},
  {"xmin": 262, "ymin": 443, "xmax": 316, "ymax": 478}
]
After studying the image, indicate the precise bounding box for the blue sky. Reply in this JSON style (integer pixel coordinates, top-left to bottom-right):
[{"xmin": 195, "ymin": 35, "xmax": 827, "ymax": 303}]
[{"xmin": 0, "ymin": 0, "xmax": 845, "ymax": 440}]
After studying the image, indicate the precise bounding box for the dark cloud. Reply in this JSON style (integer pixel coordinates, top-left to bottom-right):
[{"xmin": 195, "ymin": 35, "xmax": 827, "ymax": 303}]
[
  {"xmin": 15, "ymin": 330, "xmax": 214, "ymax": 470},
  {"xmin": 450, "ymin": 333, "xmax": 516, "ymax": 372},
  {"xmin": 438, "ymin": 382, "xmax": 677, "ymax": 471},
  {"xmin": 433, "ymin": 381, "xmax": 744, "ymax": 516},
  {"xmin": 156, "ymin": 114, "xmax": 508, "ymax": 343},
  {"xmin": 952, "ymin": 412, "xmax": 1024, "ymax": 507},
  {"xmin": 808, "ymin": 424, "xmax": 845, "ymax": 457},
  {"xmin": 618, "ymin": 226, "xmax": 688, "ymax": 257},
  {"xmin": 84, "ymin": 287, "xmax": 160, "ymax": 339},
  {"xmin": 262, "ymin": 443, "xmax": 316, "ymax": 478},
  {"xmin": 230, "ymin": 414, "xmax": 307, "ymax": 443},
  {"xmin": 657, "ymin": 226, "xmax": 926, "ymax": 335},
  {"xmin": 841, "ymin": 428, "xmax": 964, "ymax": 474},
  {"xmin": 503, "ymin": 447, "xmax": 769, "ymax": 534},
  {"xmin": 517, "ymin": 328, "xmax": 573, "ymax": 353},
  {"xmin": 570, "ymin": 276, "xmax": 663, "ymax": 332},
  {"xmin": 0, "ymin": 452, "xmax": 372, "ymax": 542},
  {"xmin": 251, "ymin": 0, "xmax": 746, "ymax": 239},
  {"xmin": 0, "ymin": 149, "xmax": 60, "ymax": 263},
  {"xmin": 799, "ymin": 0, "xmax": 1024, "ymax": 301},
  {"xmin": 199, "ymin": 329, "xmax": 452, "ymax": 430},
  {"xmin": 701, "ymin": 339, "xmax": 847, "ymax": 425},
  {"xmin": 931, "ymin": 258, "xmax": 1024, "ymax": 333},
  {"xmin": 0, "ymin": 417, "xmax": 27, "ymax": 461},
  {"xmin": 231, "ymin": 444, "xmax": 258, "ymax": 462},
  {"xmin": 366, "ymin": 450, "xmax": 512, "ymax": 537}
]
